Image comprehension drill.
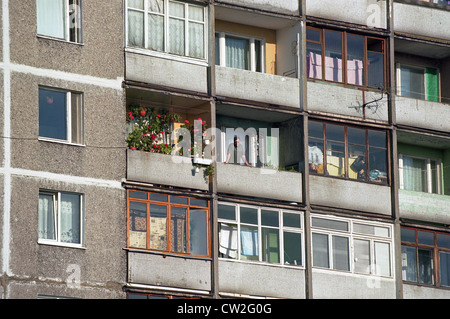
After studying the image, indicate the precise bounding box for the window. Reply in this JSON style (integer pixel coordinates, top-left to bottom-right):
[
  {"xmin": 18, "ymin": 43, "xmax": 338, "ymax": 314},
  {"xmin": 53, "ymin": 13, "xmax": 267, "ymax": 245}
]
[
  {"xmin": 218, "ymin": 203, "xmax": 303, "ymax": 266},
  {"xmin": 215, "ymin": 32, "xmax": 264, "ymax": 72},
  {"xmin": 399, "ymin": 154, "xmax": 442, "ymax": 194},
  {"xmin": 306, "ymin": 27, "xmax": 386, "ymax": 89},
  {"xmin": 37, "ymin": 0, "xmax": 82, "ymax": 43},
  {"xmin": 38, "ymin": 190, "xmax": 84, "ymax": 246},
  {"xmin": 127, "ymin": 0, "xmax": 207, "ymax": 59},
  {"xmin": 397, "ymin": 64, "xmax": 440, "ymax": 102},
  {"xmin": 311, "ymin": 215, "xmax": 392, "ymax": 276},
  {"xmin": 308, "ymin": 120, "xmax": 388, "ymax": 183},
  {"xmin": 127, "ymin": 190, "xmax": 210, "ymax": 257},
  {"xmin": 39, "ymin": 87, "xmax": 84, "ymax": 144},
  {"xmin": 401, "ymin": 227, "xmax": 450, "ymax": 287}
]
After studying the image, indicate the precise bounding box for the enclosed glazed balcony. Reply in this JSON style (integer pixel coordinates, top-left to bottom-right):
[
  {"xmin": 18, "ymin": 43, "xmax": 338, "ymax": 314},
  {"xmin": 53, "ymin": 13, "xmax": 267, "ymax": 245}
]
[
  {"xmin": 397, "ymin": 131, "xmax": 450, "ymax": 224},
  {"xmin": 394, "ymin": 38, "xmax": 450, "ymax": 133},
  {"xmin": 214, "ymin": 6, "xmax": 301, "ymax": 108}
]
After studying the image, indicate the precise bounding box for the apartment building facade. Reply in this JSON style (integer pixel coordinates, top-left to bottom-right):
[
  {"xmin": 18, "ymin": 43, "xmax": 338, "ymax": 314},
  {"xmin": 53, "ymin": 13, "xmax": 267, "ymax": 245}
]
[{"xmin": 0, "ymin": 0, "xmax": 448, "ymax": 299}]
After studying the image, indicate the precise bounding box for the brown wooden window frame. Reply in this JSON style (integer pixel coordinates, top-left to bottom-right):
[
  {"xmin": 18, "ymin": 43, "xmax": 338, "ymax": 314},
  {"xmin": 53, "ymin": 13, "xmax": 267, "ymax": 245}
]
[
  {"xmin": 308, "ymin": 120, "xmax": 390, "ymax": 185},
  {"xmin": 127, "ymin": 190, "xmax": 211, "ymax": 258},
  {"xmin": 401, "ymin": 227, "xmax": 450, "ymax": 288},
  {"xmin": 306, "ymin": 26, "xmax": 388, "ymax": 90}
]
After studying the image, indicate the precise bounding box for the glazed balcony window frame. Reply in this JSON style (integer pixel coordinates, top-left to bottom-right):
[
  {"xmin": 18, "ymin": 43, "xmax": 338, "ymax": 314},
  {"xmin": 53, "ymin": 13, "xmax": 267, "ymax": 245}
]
[
  {"xmin": 126, "ymin": 0, "xmax": 208, "ymax": 62},
  {"xmin": 308, "ymin": 120, "xmax": 390, "ymax": 185},
  {"xmin": 127, "ymin": 190, "xmax": 211, "ymax": 258},
  {"xmin": 306, "ymin": 26, "xmax": 388, "ymax": 90}
]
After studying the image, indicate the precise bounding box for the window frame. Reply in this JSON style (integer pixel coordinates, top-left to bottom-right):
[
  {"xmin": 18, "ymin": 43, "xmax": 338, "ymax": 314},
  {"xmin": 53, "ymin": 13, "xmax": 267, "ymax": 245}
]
[
  {"xmin": 38, "ymin": 86, "xmax": 84, "ymax": 146},
  {"xmin": 398, "ymin": 153, "xmax": 442, "ymax": 194},
  {"xmin": 308, "ymin": 120, "xmax": 390, "ymax": 185},
  {"xmin": 38, "ymin": 190, "xmax": 84, "ymax": 248},
  {"xmin": 215, "ymin": 31, "xmax": 266, "ymax": 73},
  {"xmin": 401, "ymin": 227, "xmax": 450, "ymax": 288},
  {"xmin": 217, "ymin": 202, "xmax": 304, "ymax": 268},
  {"xmin": 306, "ymin": 26, "xmax": 387, "ymax": 89},
  {"xmin": 311, "ymin": 214, "xmax": 393, "ymax": 277},
  {"xmin": 37, "ymin": 0, "xmax": 83, "ymax": 43},
  {"xmin": 126, "ymin": 0, "xmax": 208, "ymax": 62},
  {"xmin": 127, "ymin": 190, "xmax": 211, "ymax": 258},
  {"xmin": 396, "ymin": 63, "xmax": 441, "ymax": 102}
]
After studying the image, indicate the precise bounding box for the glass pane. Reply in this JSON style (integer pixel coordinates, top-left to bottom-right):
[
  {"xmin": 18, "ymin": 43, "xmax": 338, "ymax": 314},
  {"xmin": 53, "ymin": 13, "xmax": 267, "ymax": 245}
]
[
  {"xmin": 38, "ymin": 194, "xmax": 56, "ymax": 240},
  {"xmin": 189, "ymin": 5, "xmax": 204, "ymax": 21},
  {"xmin": 437, "ymin": 233, "xmax": 450, "ymax": 249},
  {"xmin": 375, "ymin": 242, "xmax": 391, "ymax": 276},
  {"xmin": 171, "ymin": 207, "xmax": 187, "ymax": 253},
  {"xmin": 418, "ymin": 231, "xmax": 434, "ymax": 246},
  {"xmin": 332, "ymin": 235, "xmax": 349, "ymax": 271},
  {"xmin": 401, "ymin": 228, "xmax": 416, "ymax": 243},
  {"xmin": 226, "ymin": 36, "xmax": 250, "ymax": 70},
  {"xmin": 219, "ymin": 223, "xmax": 238, "ymax": 259},
  {"xmin": 218, "ymin": 204, "xmax": 236, "ymax": 221},
  {"xmin": 347, "ymin": 34, "xmax": 365, "ymax": 86},
  {"xmin": 129, "ymin": 201, "xmax": 147, "ymax": 249},
  {"xmin": 348, "ymin": 127, "xmax": 366, "ymax": 145},
  {"xmin": 402, "ymin": 156, "xmax": 427, "ymax": 192},
  {"xmin": 283, "ymin": 213, "xmax": 301, "ymax": 228},
  {"xmin": 60, "ymin": 193, "xmax": 81, "ymax": 244},
  {"xmin": 215, "ymin": 34, "xmax": 220, "ymax": 65},
  {"xmin": 402, "ymin": 246, "xmax": 417, "ymax": 282},
  {"xmin": 169, "ymin": 18, "xmax": 185, "ymax": 55},
  {"xmin": 418, "ymin": 248, "xmax": 434, "ymax": 285},
  {"xmin": 326, "ymin": 124, "xmax": 345, "ymax": 177},
  {"xmin": 400, "ymin": 66, "xmax": 425, "ymax": 99},
  {"xmin": 312, "ymin": 217, "xmax": 348, "ymax": 231},
  {"xmin": 71, "ymin": 92, "xmax": 83, "ymax": 144},
  {"xmin": 261, "ymin": 210, "xmax": 279, "ymax": 227},
  {"xmin": 368, "ymin": 130, "xmax": 386, "ymax": 148},
  {"xmin": 326, "ymin": 124, "xmax": 344, "ymax": 142},
  {"xmin": 369, "ymin": 148, "xmax": 387, "ymax": 182},
  {"xmin": 188, "ymin": 22, "xmax": 204, "ymax": 59},
  {"xmin": 240, "ymin": 226, "xmax": 259, "ymax": 260},
  {"xmin": 349, "ymin": 145, "xmax": 366, "ymax": 181},
  {"xmin": 150, "ymin": 193, "xmax": 168, "ymax": 202},
  {"xmin": 148, "ymin": 0, "xmax": 163, "ymax": 13},
  {"xmin": 149, "ymin": 204, "xmax": 167, "ymax": 250},
  {"xmin": 368, "ymin": 52, "xmax": 384, "ymax": 89},
  {"xmin": 367, "ymin": 38, "xmax": 383, "ymax": 52},
  {"xmin": 129, "ymin": 0, "xmax": 144, "ymax": 9},
  {"xmin": 354, "ymin": 239, "xmax": 371, "ymax": 274},
  {"xmin": 37, "ymin": 0, "xmax": 65, "ymax": 39},
  {"xmin": 431, "ymin": 160, "xmax": 438, "ymax": 194},
  {"xmin": 39, "ymin": 88, "xmax": 67, "ymax": 141},
  {"xmin": 306, "ymin": 42, "xmax": 323, "ymax": 79},
  {"xmin": 169, "ymin": 0, "xmax": 184, "ymax": 18},
  {"xmin": 240, "ymin": 206, "xmax": 258, "ymax": 224},
  {"xmin": 255, "ymin": 39, "xmax": 262, "ymax": 73},
  {"xmin": 309, "ymin": 121, "xmax": 324, "ymax": 139},
  {"xmin": 128, "ymin": 10, "xmax": 144, "ymax": 47},
  {"xmin": 262, "ymin": 228, "xmax": 279, "ymax": 263},
  {"xmin": 306, "ymin": 28, "xmax": 320, "ymax": 42},
  {"xmin": 148, "ymin": 14, "xmax": 164, "ymax": 51},
  {"xmin": 353, "ymin": 223, "xmax": 390, "ymax": 237},
  {"xmin": 189, "ymin": 210, "xmax": 208, "ymax": 256},
  {"xmin": 190, "ymin": 198, "xmax": 208, "ymax": 207},
  {"xmin": 170, "ymin": 196, "xmax": 188, "ymax": 205},
  {"xmin": 440, "ymin": 251, "xmax": 450, "ymax": 287},
  {"xmin": 312, "ymin": 233, "xmax": 329, "ymax": 268},
  {"xmin": 284, "ymin": 232, "xmax": 302, "ymax": 266},
  {"xmin": 309, "ymin": 139, "xmax": 324, "ymax": 174},
  {"xmin": 324, "ymin": 30, "xmax": 343, "ymax": 82}
]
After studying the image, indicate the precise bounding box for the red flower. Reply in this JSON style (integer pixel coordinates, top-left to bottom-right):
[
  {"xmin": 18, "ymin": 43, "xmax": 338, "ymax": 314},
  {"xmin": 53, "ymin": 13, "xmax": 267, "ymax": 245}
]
[
  {"xmin": 185, "ymin": 120, "xmax": 189, "ymax": 124},
  {"xmin": 202, "ymin": 121, "xmax": 206, "ymax": 125},
  {"xmin": 157, "ymin": 114, "xmax": 161, "ymax": 118},
  {"xmin": 198, "ymin": 118, "xmax": 202, "ymax": 121},
  {"xmin": 151, "ymin": 134, "xmax": 156, "ymax": 139},
  {"xmin": 139, "ymin": 110, "xmax": 146, "ymax": 116},
  {"xmin": 158, "ymin": 146, "xmax": 161, "ymax": 150},
  {"xmin": 160, "ymin": 131, "xmax": 164, "ymax": 134},
  {"xmin": 128, "ymin": 112, "xmax": 134, "ymax": 120},
  {"xmin": 165, "ymin": 144, "xmax": 168, "ymax": 147}
]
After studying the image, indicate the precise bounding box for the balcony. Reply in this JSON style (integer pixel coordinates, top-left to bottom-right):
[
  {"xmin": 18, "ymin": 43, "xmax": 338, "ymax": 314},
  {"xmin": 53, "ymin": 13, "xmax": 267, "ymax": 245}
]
[
  {"xmin": 214, "ymin": 7, "xmax": 301, "ymax": 108},
  {"xmin": 216, "ymin": 0, "xmax": 299, "ymax": 16}
]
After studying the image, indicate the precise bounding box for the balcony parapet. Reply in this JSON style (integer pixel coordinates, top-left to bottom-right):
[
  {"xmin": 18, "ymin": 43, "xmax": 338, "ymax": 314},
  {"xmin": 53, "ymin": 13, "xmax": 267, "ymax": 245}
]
[{"xmin": 398, "ymin": 189, "xmax": 450, "ymax": 224}]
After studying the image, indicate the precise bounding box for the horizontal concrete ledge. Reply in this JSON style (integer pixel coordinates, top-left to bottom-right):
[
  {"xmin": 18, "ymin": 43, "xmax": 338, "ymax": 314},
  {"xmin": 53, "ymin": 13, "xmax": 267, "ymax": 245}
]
[{"xmin": 399, "ymin": 189, "xmax": 450, "ymax": 225}]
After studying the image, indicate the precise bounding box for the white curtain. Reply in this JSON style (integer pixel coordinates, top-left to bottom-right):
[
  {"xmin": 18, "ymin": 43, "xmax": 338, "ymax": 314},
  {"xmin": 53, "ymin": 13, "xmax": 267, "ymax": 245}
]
[
  {"xmin": 402, "ymin": 156, "xmax": 426, "ymax": 192},
  {"xmin": 37, "ymin": 0, "xmax": 65, "ymax": 39},
  {"xmin": 226, "ymin": 37, "xmax": 249, "ymax": 70},
  {"xmin": 38, "ymin": 194, "xmax": 56, "ymax": 240},
  {"xmin": 168, "ymin": 1, "xmax": 185, "ymax": 55},
  {"xmin": 128, "ymin": 10, "xmax": 144, "ymax": 47},
  {"xmin": 148, "ymin": 14, "xmax": 164, "ymax": 51},
  {"xmin": 60, "ymin": 193, "xmax": 81, "ymax": 244},
  {"xmin": 188, "ymin": 5, "xmax": 204, "ymax": 59}
]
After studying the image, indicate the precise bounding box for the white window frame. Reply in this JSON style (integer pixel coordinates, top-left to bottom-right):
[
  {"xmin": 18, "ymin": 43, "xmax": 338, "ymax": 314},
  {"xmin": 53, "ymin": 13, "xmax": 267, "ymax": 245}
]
[
  {"xmin": 125, "ymin": 0, "xmax": 208, "ymax": 62},
  {"xmin": 215, "ymin": 31, "xmax": 266, "ymax": 73},
  {"xmin": 38, "ymin": 190, "xmax": 84, "ymax": 248},
  {"xmin": 396, "ymin": 63, "xmax": 440, "ymax": 101},
  {"xmin": 218, "ymin": 202, "xmax": 304, "ymax": 268},
  {"xmin": 38, "ymin": 87, "xmax": 84, "ymax": 146},
  {"xmin": 37, "ymin": 0, "xmax": 82, "ymax": 43},
  {"xmin": 311, "ymin": 214, "xmax": 393, "ymax": 278},
  {"xmin": 398, "ymin": 153, "xmax": 442, "ymax": 194}
]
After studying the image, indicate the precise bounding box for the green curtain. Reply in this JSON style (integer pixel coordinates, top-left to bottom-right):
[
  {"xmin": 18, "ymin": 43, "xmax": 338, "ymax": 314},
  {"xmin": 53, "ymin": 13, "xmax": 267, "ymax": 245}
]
[{"xmin": 426, "ymin": 67, "xmax": 439, "ymax": 102}]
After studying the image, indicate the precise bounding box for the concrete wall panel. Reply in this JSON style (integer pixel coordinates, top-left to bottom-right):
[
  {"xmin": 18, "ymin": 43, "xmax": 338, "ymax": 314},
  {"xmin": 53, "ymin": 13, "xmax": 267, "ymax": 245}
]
[{"xmin": 218, "ymin": 0, "xmax": 299, "ymax": 16}]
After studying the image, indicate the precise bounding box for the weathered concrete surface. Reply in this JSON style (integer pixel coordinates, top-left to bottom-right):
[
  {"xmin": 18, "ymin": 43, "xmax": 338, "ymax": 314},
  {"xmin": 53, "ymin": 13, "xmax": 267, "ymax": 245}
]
[
  {"xmin": 216, "ymin": 162, "xmax": 303, "ymax": 203},
  {"xmin": 218, "ymin": 0, "xmax": 299, "ymax": 16},
  {"xmin": 403, "ymin": 283, "xmax": 450, "ymax": 299}
]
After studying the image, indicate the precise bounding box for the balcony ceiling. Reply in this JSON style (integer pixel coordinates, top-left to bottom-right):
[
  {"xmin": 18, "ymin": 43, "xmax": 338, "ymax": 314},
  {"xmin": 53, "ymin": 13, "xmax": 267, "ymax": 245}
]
[
  {"xmin": 215, "ymin": 6, "xmax": 298, "ymax": 30},
  {"xmin": 397, "ymin": 131, "xmax": 450, "ymax": 149},
  {"xmin": 395, "ymin": 38, "xmax": 450, "ymax": 60},
  {"xmin": 216, "ymin": 103, "xmax": 300, "ymax": 123}
]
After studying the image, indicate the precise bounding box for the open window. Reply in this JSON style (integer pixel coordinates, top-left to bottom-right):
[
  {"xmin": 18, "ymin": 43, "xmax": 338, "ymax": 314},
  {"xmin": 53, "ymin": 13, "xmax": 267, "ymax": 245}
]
[{"xmin": 397, "ymin": 64, "xmax": 440, "ymax": 102}]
